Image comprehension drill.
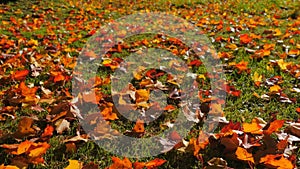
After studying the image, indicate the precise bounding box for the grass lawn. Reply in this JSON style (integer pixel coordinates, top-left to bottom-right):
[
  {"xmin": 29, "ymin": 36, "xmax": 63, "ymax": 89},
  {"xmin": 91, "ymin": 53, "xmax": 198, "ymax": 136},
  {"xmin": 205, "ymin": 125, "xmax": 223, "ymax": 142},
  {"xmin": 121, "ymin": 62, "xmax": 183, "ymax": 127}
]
[{"xmin": 0, "ymin": 0, "xmax": 300, "ymax": 168}]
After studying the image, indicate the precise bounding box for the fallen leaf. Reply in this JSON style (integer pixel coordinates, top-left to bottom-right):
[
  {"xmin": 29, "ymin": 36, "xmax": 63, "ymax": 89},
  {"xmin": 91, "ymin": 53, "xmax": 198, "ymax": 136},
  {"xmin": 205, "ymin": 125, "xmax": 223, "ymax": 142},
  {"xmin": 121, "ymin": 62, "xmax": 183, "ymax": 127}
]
[
  {"xmin": 235, "ymin": 147, "xmax": 254, "ymax": 163},
  {"xmin": 55, "ymin": 119, "xmax": 70, "ymax": 134},
  {"xmin": 134, "ymin": 158, "xmax": 166, "ymax": 169},
  {"xmin": 133, "ymin": 119, "xmax": 145, "ymax": 133},
  {"xmin": 12, "ymin": 70, "xmax": 29, "ymax": 81},
  {"xmin": 65, "ymin": 160, "xmax": 83, "ymax": 169},
  {"xmin": 240, "ymin": 34, "xmax": 252, "ymax": 44},
  {"xmin": 242, "ymin": 118, "xmax": 263, "ymax": 134},
  {"xmin": 41, "ymin": 125, "xmax": 54, "ymax": 138},
  {"xmin": 260, "ymin": 154, "xmax": 293, "ymax": 169},
  {"xmin": 0, "ymin": 164, "xmax": 19, "ymax": 169},
  {"xmin": 263, "ymin": 120, "xmax": 285, "ymax": 135},
  {"xmin": 270, "ymin": 85, "xmax": 281, "ymax": 93},
  {"xmin": 108, "ymin": 157, "xmax": 132, "ymax": 169}
]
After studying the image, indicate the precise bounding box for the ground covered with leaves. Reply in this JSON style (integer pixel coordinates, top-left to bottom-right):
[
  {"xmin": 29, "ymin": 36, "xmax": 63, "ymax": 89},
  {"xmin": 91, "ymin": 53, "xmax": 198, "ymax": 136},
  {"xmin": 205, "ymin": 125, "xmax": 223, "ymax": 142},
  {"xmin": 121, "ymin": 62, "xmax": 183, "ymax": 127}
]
[{"xmin": 0, "ymin": 0, "xmax": 300, "ymax": 168}]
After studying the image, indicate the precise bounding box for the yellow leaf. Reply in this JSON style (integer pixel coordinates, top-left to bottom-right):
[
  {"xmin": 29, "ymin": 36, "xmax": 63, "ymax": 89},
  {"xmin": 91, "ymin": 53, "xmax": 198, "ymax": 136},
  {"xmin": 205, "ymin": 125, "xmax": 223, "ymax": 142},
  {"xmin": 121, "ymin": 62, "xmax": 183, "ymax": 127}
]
[
  {"xmin": 27, "ymin": 39, "xmax": 38, "ymax": 46},
  {"xmin": 277, "ymin": 59, "xmax": 292, "ymax": 70},
  {"xmin": 242, "ymin": 118, "xmax": 262, "ymax": 134},
  {"xmin": 225, "ymin": 43, "xmax": 238, "ymax": 50},
  {"xmin": 235, "ymin": 147, "xmax": 254, "ymax": 163},
  {"xmin": 270, "ymin": 85, "xmax": 281, "ymax": 93},
  {"xmin": 273, "ymin": 28, "xmax": 282, "ymax": 36},
  {"xmin": 252, "ymin": 72, "xmax": 262, "ymax": 83},
  {"xmin": 102, "ymin": 59, "xmax": 112, "ymax": 65},
  {"xmin": 135, "ymin": 89, "xmax": 150, "ymax": 103},
  {"xmin": 65, "ymin": 160, "xmax": 83, "ymax": 169},
  {"xmin": 198, "ymin": 74, "xmax": 206, "ymax": 80}
]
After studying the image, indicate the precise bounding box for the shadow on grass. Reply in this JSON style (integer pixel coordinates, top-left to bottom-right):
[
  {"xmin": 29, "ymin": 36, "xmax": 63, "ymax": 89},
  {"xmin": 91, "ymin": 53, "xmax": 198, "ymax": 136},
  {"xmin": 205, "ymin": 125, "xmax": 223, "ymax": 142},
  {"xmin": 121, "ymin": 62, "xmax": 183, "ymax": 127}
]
[{"xmin": 0, "ymin": 0, "xmax": 18, "ymax": 4}]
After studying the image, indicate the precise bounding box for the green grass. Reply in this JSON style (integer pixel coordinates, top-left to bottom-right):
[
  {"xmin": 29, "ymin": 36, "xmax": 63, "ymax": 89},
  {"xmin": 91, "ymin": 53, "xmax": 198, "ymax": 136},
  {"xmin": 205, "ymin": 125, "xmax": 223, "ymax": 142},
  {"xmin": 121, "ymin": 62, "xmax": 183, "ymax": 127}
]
[{"xmin": 0, "ymin": 0, "xmax": 299, "ymax": 168}]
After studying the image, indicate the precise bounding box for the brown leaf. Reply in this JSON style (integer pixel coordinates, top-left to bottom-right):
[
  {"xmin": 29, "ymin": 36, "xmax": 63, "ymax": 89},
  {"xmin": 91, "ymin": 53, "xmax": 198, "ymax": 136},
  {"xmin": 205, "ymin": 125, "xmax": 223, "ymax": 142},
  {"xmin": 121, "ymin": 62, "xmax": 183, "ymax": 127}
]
[{"xmin": 14, "ymin": 117, "xmax": 35, "ymax": 138}]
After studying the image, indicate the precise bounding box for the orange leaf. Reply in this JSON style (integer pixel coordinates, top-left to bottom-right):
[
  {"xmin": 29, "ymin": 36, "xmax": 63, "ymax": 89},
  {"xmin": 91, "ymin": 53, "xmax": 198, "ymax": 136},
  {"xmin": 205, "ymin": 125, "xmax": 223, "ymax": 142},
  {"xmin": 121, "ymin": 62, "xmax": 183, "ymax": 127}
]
[
  {"xmin": 240, "ymin": 34, "xmax": 252, "ymax": 44},
  {"xmin": 260, "ymin": 154, "xmax": 293, "ymax": 169},
  {"xmin": 134, "ymin": 158, "xmax": 166, "ymax": 169},
  {"xmin": 263, "ymin": 120, "xmax": 285, "ymax": 135},
  {"xmin": 19, "ymin": 81, "xmax": 38, "ymax": 97},
  {"xmin": 263, "ymin": 44, "xmax": 275, "ymax": 50},
  {"xmin": 28, "ymin": 142, "xmax": 50, "ymax": 158},
  {"xmin": 164, "ymin": 105, "xmax": 176, "ymax": 112},
  {"xmin": 41, "ymin": 125, "xmax": 54, "ymax": 137},
  {"xmin": 242, "ymin": 118, "xmax": 262, "ymax": 134},
  {"xmin": 188, "ymin": 131, "xmax": 210, "ymax": 158},
  {"xmin": 109, "ymin": 157, "xmax": 132, "ymax": 169},
  {"xmin": 12, "ymin": 70, "xmax": 29, "ymax": 81},
  {"xmin": 296, "ymin": 107, "xmax": 300, "ymax": 113},
  {"xmin": 133, "ymin": 119, "xmax": 145, "ymax": 133},
  {"xmin": 235, "ymin": 60, "xmax": 249, "ymax": 73},
  {"xmin": 67, "ymin": 37, "xmax": 78, "ymax": 44},
  {"xmin": 144, "ymin": 158, "xmax": 166, "ymax": 168},
  {"xmin": 54, "ymin": 73, "xmax": 65, "ymax": 83},
  {"xmin": 101, "ymin": 107, "xmax": 118, "ymax": 120},
  {"xmin": 235, "ymin": 147, "xmax": 254, "ymax": 163},
  {"xmin": 29, "ymin": 157, "xmax": 45, "ymax": 165},
  {"xmin": 15, "ymin": 140, "xmax": 32, "ymax": 155},
  {"xmin": 288, "ymin": 49, "xmax": 299, "ymax": 56},
  {"xmin": 0, "ymin": 164, "xmax": 19, "ymax": 169}
]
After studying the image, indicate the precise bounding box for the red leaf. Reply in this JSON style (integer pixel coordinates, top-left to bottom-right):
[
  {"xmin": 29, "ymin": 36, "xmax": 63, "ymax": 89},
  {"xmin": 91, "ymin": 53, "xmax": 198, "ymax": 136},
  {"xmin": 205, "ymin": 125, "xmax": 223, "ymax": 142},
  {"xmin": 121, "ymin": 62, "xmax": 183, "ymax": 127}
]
[
  {"xmin": 41, "ymin": 125, "xmax": 54, "ymax": 138},
  {"xmin": 240, "ymin": 34, "xmax": 252, "ymax": 44},
  {"xmin": 12, "ymin": 70, "xmax": 29, "ymax": 81},
  {"xmin": 188, "ymin": 59, "xmax": 202, "ymax": 67}
]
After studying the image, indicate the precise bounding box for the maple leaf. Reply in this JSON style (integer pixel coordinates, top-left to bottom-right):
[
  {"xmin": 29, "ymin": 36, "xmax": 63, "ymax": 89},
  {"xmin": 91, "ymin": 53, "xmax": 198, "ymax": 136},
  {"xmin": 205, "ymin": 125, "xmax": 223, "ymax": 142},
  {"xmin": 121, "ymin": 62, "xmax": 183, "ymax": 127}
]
[
  {"xmin": 270, "ymin": 85, "xmax": 281, "ymax": 93},
  {"xmin": 0, "ymin": 164, "xmax": 19, "ymax": 169},
  {"xmin": 260, "ymin": 154, "xmax": 293, "ymax": 169},
  {"xmin": 188, "ymin": 59, "xmax": 202, "ymax": 67},
  {"xmin": 252, "ymin": 71, "xmax": 262, "ymax": 86},
  {"xmin": 135, "ymin": 89, "xmax": 150, "ymax": 103},
  {"xmin": 108, "ymin": 157, "xmax": 132, "ymax": 169},
  {"xmin": 235, "ymin": 147, "xmax": 254, "ymax": 163},
  {"xmin": 235, "ymin": 60, "xmax": 249, "ymax": 73},
  {"xmin": 27, "ymin": 39, "xmax": 38, "ymax": 46},
  {"xmin": 133, "ymin": 119, "xmax": 145, "ymax": 134},
  {"xmin": 240, "ymin": 34, "xmax": 252, "ymax": 44},
  {"xmin": 242, "ymin": 118, "xmax": 263, "ymax": 134},
  {"xmin": 101, "ymin": 107, "xmax": 118, "ymax": 121},
  {"xmin": 263, "ymin": 120, "xmax": 285, "ymax": 135},
  {"xmin": 13, "ymin": 116, "xmax": 35, "ymax": 138},
  {"xmin": 134, "ymin": 158, "xmax": 166, "ymax": 169},
  {"xmin": 65, "ymin": 160, "xmax": 83, "ymax": 169},
  {"xmin": 41, "ymin": 125, "xmax": 54, "ymax": 138},
  {"xmin": 12, "ymin": 69, "xmax": 29, "ymax": 81}
]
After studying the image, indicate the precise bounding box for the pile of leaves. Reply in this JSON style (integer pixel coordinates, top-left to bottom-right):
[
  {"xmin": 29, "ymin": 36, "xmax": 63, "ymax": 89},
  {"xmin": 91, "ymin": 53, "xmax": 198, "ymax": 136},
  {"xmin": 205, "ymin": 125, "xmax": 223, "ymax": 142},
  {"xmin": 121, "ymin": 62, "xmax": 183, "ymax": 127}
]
[{"xmin": 0, "ymin": 0, "xmax": 299, "ymax": 168}]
